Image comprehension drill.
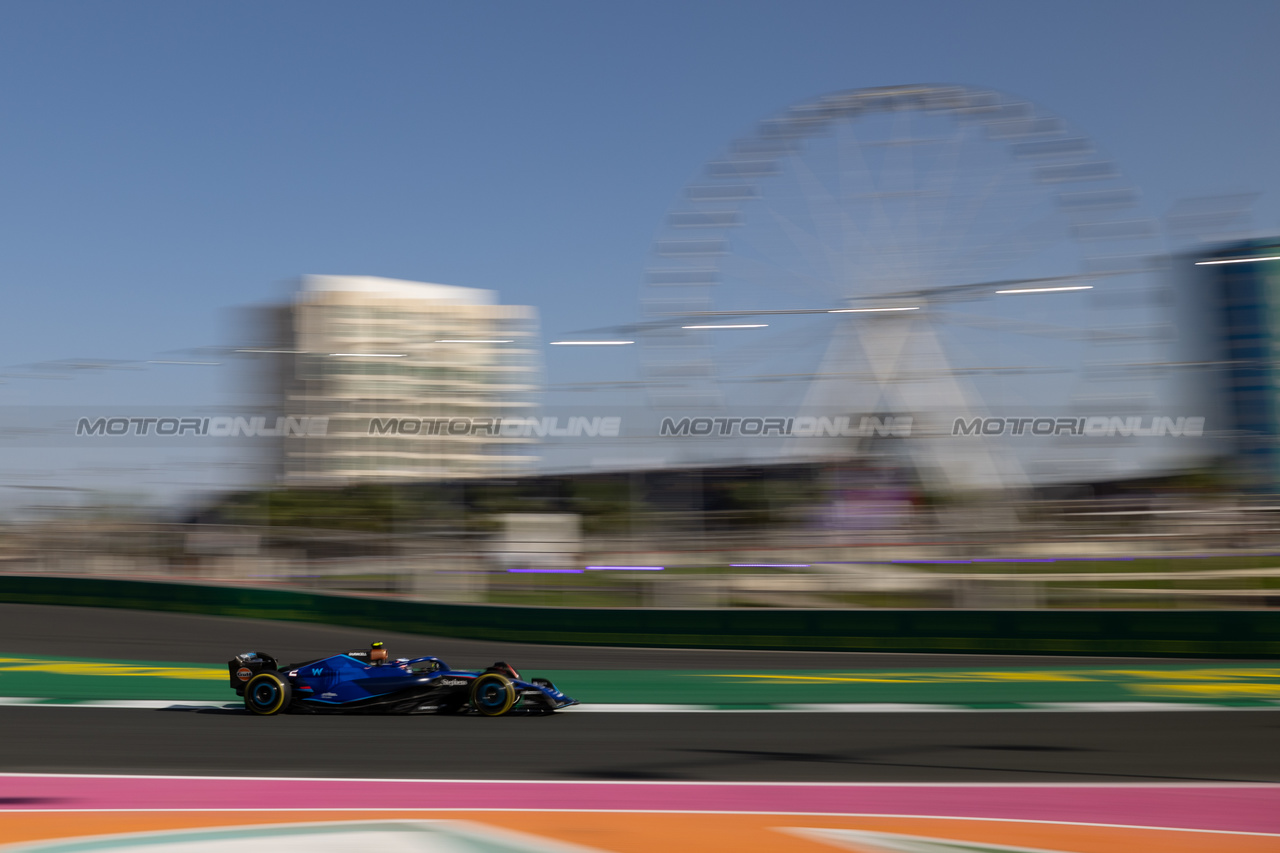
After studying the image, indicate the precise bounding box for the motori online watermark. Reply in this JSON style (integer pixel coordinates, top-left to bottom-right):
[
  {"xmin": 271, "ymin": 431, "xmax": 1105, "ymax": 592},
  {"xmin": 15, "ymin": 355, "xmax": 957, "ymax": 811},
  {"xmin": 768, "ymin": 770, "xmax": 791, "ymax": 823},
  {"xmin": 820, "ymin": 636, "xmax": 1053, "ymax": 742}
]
[
  {"xmin": 368, "ymin": 416, "xmax": 622, "ymax": 438},
  {"xmin": 951, "ymin": 416, "xmax": 1206, "ymax": 437},
  {"xmin": 659, "ymin": 415, "xmax": 913, "ymax": 438},
  {"xmin": 76, "ymin": 416, "xmax": 329, "ymax": 437},
  {"xmin": 70, "ymin": 413, "xmax": 1205, "ymax": 441}
]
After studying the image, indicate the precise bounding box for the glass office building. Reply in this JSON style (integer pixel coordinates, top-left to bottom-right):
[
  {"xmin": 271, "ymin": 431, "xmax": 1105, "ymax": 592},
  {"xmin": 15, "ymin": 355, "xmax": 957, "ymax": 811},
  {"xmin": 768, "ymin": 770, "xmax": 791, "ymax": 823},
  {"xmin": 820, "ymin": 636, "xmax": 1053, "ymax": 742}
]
[{"xmin": 1199, "ymin": 239, "xmax": 1280, "ymax": 489}]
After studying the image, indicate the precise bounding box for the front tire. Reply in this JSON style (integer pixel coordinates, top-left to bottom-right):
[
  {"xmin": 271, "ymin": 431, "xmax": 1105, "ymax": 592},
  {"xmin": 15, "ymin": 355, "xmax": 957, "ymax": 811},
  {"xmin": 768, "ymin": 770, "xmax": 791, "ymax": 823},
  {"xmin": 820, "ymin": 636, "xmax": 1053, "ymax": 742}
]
[
  {"xmin": 244, "ymin": 671, "xmax": 292, "ymax": 716},
  {"xmin": 469, "ymin": 672, "xmax": 516, "ymax": 716}
]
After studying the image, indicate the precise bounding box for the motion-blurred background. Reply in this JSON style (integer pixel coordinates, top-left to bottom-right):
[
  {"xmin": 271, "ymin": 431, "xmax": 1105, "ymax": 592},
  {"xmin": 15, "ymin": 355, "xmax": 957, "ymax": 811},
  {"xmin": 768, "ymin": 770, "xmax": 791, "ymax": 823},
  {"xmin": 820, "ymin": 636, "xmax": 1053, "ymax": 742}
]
[{"xmin": 3, "ymin": 1, "xmax": 1280, "ymax": 611}]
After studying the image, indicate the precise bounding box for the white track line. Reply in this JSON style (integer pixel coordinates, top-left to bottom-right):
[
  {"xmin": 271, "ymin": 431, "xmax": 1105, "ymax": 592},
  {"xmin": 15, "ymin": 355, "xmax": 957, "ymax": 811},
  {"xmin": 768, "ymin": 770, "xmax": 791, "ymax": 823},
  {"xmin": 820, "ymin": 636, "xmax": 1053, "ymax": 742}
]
[
  {"xmin": 780, "ymin": 703, "xmax": 968, "ymax": 712},
  {"xmin": 0, "ymin": 698, "xmax": 1277, "ymax": 712}
]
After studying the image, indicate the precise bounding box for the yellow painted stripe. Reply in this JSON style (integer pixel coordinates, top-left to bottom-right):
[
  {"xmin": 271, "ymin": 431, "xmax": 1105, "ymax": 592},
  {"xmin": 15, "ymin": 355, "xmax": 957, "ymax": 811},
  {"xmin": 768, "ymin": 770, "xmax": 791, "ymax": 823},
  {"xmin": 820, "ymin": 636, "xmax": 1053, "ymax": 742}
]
[
  {"xmin": 699, "ymin": 668, "xmax": 1280, "ymax": 686},
  {"xmin": 0, "ymin": 657, "xmax": 225, "ymax": 681},
  {"xmin": 1130, "ymin": 682, "xmax": 1280, "ymax": 698},
  {"xmin": 1102, "ymin": 668, "xmax": 1280, "ymax": 680}
]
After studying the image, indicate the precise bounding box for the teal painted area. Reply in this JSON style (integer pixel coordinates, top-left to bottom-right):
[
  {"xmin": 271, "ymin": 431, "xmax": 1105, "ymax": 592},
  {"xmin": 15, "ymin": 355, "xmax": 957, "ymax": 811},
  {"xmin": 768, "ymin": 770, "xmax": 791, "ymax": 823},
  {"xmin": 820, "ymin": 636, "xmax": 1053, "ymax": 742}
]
[
  {"xmin": 1, "ymin": 574, "xmax": 1279, "ymax": 658},
  {"xmin": 0, "ymin": 673, "xmax": 227, "ymax": 701},
  {"xmin": 538, "ymin": 665, "xmax": 1280, "ymax": 705}
]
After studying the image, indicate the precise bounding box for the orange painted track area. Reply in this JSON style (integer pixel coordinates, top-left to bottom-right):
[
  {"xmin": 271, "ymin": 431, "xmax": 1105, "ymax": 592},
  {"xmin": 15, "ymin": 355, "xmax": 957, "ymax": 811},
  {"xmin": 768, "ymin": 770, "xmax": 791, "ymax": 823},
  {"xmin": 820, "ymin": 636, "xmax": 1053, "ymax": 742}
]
[{"xmin": 0, "ymin": 811, "xmax": 1277, "ymax": 852}]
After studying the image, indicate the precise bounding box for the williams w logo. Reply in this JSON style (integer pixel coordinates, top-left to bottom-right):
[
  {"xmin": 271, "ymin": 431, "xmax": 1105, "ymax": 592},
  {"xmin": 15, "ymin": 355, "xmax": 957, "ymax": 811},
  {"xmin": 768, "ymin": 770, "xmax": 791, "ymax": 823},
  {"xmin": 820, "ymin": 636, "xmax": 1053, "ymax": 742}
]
[{"xmin": 311, "ymin": 668, "xmax": 325, "ymax": 676}]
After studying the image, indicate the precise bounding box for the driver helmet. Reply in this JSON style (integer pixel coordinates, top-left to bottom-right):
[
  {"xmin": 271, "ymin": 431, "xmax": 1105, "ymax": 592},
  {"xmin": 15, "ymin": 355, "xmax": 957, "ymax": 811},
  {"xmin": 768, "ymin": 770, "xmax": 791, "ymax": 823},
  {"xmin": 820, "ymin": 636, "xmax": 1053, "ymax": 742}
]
[{"xmin": 370, "ymin": 641, "xmax": 388, "ymax": 665}]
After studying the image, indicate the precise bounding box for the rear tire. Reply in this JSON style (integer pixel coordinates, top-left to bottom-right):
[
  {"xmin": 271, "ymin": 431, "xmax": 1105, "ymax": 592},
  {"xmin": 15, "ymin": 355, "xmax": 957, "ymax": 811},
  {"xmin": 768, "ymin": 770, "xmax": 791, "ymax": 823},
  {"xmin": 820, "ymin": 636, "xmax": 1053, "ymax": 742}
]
[
  {"xmin": 469, "ymin": 672, "xmax": 516, "ymax": 716},
  {"xmin": 244, "ymin": 671, "xmax": 292, "ymax": 716}
]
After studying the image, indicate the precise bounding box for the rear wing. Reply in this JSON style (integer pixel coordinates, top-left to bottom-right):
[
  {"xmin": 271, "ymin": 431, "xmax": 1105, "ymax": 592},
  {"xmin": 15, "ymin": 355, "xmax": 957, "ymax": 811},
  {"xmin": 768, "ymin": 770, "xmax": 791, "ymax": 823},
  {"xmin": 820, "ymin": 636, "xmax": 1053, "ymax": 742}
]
[{"xmin": 227, "ymin": 651, "xmax": 280, "ymax": 695}]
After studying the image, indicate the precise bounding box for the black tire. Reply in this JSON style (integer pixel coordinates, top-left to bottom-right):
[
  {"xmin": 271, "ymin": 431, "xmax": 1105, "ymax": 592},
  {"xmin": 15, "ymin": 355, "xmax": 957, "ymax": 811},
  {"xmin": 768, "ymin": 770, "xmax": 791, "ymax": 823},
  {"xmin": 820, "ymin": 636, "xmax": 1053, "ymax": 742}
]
[
  {"xmin": 244, "ymin": 671, "xmax": 292, "ymax": 716},
  {"xmin": 469, "ymin": 672, "xmax": 516, "ymax": 716}
]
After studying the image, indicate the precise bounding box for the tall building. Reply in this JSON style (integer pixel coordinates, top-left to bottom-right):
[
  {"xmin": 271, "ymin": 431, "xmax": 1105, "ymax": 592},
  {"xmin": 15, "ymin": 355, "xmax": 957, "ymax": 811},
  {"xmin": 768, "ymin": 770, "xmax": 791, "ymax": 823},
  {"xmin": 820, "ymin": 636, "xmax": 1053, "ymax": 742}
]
[
  {"xmin": 255, "ymin": 275, "xmax": 541, "ymax": 484},
  {"xmin": 1197, "ymin": 239, "xmax": 1280, "ymax": 489}
]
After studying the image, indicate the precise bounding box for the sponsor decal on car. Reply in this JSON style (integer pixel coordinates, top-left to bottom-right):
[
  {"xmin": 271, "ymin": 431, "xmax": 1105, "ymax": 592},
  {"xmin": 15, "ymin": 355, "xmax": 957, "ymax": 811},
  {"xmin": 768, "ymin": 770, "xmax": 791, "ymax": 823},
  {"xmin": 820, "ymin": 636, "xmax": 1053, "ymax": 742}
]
[
  {"xmin": 235, "ymin": 667, "xmax": 253, "ymax": 682},
  {"xmin": 438, "ymin": 678, "xmax": 469, "ymax": 687}
]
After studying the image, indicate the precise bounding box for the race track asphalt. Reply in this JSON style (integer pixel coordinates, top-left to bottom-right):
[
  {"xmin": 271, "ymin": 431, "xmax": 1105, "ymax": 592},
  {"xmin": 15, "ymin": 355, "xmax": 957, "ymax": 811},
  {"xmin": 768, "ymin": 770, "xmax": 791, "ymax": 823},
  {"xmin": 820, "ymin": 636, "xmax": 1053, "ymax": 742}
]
[
  {"xmin": 1, "ymin": 604, "xmax": 1276, "ymax": 784},
  {"xmin": 1, "ymin": 706, "xmax": 1277, "ymax": 783}
]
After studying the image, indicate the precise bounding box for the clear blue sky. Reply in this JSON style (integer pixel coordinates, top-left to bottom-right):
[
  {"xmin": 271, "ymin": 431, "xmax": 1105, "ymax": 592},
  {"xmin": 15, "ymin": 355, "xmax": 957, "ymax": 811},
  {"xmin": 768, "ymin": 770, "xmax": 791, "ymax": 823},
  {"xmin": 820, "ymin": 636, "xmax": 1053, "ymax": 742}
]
[{"xmin": 0, "ymin": 1, "xmax": 1276, "ymax": 500}]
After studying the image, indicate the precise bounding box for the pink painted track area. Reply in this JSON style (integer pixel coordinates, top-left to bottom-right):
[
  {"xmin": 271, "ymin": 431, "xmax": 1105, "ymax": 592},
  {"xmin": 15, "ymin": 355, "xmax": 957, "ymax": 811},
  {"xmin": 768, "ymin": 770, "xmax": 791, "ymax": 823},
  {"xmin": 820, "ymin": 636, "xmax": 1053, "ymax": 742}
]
[{"xmin": 2, "ymin": 775, "xmax": 1279, "ymax": 835}]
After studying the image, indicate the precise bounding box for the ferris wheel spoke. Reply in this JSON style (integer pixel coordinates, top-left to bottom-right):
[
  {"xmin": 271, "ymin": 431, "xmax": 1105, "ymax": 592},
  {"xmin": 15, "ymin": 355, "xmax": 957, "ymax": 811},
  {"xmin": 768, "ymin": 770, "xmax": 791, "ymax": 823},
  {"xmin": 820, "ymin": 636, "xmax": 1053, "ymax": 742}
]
[
  {"xmin": 932, "ymin": 163, "xmax": 1019, "ymax": 273},
  {"xmin": 788, "ymin": 154, "xmax": 881, "ymax": 290},
  {"xmin": 911, "ymin": 121, "xmax": 974, "ymax": 281},
  {"xmin": 834, "ymin": 118, "xmax": 915, "ymax": 284},
  {"xmin": 712, "ymin": 321, "xmax": 833, "ymax": 376},
  {"xmin": 719, "ymin": 252, "xmax": 840, "ymax": 301},
  {"xmin": 945, "ymin": 209, "xmax": 1070, "ymax": 285},
  {"xmin": 933, "ymin": 309, "xmax": 1090, "ymax": 340},
  {"xmin": 898, "ymin": 105, "xmax": 928, "ymax": 283},
  {"xmin": 758, "ymin": 205, "xmax": 847, "ymax": 300}
]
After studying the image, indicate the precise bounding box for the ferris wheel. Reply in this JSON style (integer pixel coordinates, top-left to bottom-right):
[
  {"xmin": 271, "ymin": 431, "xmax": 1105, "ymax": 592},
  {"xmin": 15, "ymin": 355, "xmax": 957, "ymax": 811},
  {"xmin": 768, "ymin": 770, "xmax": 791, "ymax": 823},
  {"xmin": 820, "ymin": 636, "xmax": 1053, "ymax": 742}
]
[{"xmin": 638, "ymin": 84, "xmax": 1171, "ymax": 489}]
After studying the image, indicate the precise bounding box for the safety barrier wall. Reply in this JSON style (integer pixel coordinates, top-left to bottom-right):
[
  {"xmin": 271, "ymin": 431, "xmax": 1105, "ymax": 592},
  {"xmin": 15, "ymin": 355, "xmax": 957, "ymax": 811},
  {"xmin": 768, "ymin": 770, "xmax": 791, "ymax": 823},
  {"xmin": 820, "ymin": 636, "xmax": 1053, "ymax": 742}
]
[{"xmin": 1, "ymin": 574, "xmax": 1278, "ymax": 657}]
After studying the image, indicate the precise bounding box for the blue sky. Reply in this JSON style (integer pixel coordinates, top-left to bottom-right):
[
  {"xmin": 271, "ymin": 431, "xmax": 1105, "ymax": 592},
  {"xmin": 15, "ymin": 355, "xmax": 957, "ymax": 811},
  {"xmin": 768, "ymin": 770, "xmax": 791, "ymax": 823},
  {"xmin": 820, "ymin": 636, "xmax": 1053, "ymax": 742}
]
[{"xmin": 0, "ymin": 1, "xmax": 1276, "ymax": 500}]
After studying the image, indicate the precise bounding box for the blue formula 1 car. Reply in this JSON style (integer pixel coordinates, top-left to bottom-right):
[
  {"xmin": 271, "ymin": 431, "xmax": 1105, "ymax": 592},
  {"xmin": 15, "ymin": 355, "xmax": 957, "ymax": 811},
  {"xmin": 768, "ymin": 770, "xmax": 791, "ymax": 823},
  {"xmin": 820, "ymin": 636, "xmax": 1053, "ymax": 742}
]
[{"xmin": 227, "ymin": 642, "xmax": 578, "ymax": 716}]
